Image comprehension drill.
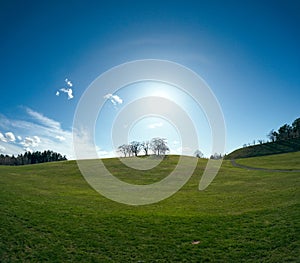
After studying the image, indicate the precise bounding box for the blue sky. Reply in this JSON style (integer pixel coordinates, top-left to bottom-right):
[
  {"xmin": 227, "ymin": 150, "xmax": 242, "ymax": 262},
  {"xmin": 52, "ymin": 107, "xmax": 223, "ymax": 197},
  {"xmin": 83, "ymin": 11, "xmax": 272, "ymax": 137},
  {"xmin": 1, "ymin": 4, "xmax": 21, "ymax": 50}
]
[{"xmin": 0, "ymin": 0, "xmax": 299, "ymax": 158}]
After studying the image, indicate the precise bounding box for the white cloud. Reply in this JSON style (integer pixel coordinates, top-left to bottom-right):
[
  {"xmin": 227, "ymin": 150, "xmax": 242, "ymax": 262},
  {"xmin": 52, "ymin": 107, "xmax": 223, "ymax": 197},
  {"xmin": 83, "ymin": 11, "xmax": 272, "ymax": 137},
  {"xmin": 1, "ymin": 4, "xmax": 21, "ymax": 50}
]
[
  {"xmin": 73, "ymin": 127, "xmax": 115, "ymax": 160},
  {"xmin": 24, "ymin": 147, "xmax": 33, "ymax": 152},
  {"xmin": 5, "ymin": 132, "xmax": 16, "ymax": 142},
  {"xmin": 59, "ymin": 88, "xmax": 74, "ymax": 100},
  {"xmin": 56, "ymin": 78, "xmax": 74, "ymax": 99},
  {"xmin": 0, "ymin": 132, "xmax": 7, "ymax": 142},
  {"xmin": 21, "ymin": 136, "xmax": 40, "ymax": 147},
  {"xmin": 73, "ymin": 127, "xmax": 96, "ymax": 159},
  {"xmin": 33, "ymin": 136, "xmax": 41, "ymax": 143},
  {"xmin": 24, "ymin": 137, "xmax": 36, "ymax": 147},
  {"xmin": 0, "ymin": 141, "xmax": 24, "ymax": 156},
  {"xmin": 0, "ymin": 109, "xmax": 74, "ymax": 159},
  {"xmin": 0, "ymin": 108, "xmax": 117, "ymax": 160},
  {"xmin": 148, "ymin": 122, "xmax": 163, "ymax": 129},
  {"xmin": 96, "ymin": 146, "xmax": 109, "ymax": 157},
  {"xmin": 174, "ymin": 146, "xmax": 193, "ymax": 155},
  {"xmin": 0, "ymin": 145, "xmax": 5, "ymax": 152},
  {"xmin": 65, "ymin": 78, "xmax": 73, "ymax": 87},
  {"xmin": 104, "ymin": 93, "xmax": 123, "ymax": 106},
  {"xmin": 55, "ymin": 135, "xmax": 66, "ymax": 141}
]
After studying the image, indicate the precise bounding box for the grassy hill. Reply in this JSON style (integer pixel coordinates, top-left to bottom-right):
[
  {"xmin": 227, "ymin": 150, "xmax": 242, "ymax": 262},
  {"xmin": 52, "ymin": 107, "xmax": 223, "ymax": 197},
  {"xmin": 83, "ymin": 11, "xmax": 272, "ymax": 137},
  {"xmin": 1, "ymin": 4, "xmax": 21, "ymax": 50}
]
[
  {"xmin": 226, "ymin": 137, "xmax": 300, "ymax": 159},
  {"xmin": 0, "ymin": 155, "xmax": 299, "ymax": 262},
  {"xmin": 233, "ymin": 151, "xmax": 300, "ymax": 170}
]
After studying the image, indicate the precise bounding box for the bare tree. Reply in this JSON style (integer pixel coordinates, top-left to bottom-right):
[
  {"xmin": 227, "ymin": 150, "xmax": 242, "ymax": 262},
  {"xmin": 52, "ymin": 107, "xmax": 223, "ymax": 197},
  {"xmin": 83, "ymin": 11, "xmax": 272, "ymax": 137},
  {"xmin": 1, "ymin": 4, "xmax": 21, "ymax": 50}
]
[
  {"xmin": 141, "ymin": 141, "xmax": 150, "ymax": 156},
  {"xmin": 194, "ymin": 149, "xmax": 204, "ymax": 158},
  {"xmin": 130, "ymin": 141, "xmax": 141, "ymax": 157},
  {"xmin": 267, "ymin": 129, "xmax": 277, "ymax": 142},
  {"xmin": 150, "ymin": 138, "xmax": 169, "ymax": 156},
  {"xmin": 118, "ymin": 144, "xmax": 128, "ymax": 157},
  {"xmin": 126, "ymin": 144, "xmax": 133, "ymax": 157},
  {"xmin": 210, "ymin": 153, "xmax": 223, "ymax": 160}
]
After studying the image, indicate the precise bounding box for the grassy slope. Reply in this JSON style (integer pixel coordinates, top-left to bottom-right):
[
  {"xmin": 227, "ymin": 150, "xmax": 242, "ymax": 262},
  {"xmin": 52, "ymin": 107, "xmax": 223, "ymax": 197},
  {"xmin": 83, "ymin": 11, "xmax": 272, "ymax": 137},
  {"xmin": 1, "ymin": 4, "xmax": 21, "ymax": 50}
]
[
  {"xmin": 235, "ymin": 151, "xmax": 300, "ymax": 170},
  {"xmin": 0, "ymin": 155, "xmax": 299, "ymax": 262},
  {"xmin": 226, "ymin": 137, "xmax": 300, "ymax": 159}
]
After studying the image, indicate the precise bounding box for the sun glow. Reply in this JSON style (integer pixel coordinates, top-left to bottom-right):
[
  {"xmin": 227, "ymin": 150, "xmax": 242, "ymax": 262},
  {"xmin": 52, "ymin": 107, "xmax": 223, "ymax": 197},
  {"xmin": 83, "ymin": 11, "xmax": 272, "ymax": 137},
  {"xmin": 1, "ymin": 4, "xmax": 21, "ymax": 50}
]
[{"xmin": 139, "ymin": 81, "xmax": 183, "ymax": 102}]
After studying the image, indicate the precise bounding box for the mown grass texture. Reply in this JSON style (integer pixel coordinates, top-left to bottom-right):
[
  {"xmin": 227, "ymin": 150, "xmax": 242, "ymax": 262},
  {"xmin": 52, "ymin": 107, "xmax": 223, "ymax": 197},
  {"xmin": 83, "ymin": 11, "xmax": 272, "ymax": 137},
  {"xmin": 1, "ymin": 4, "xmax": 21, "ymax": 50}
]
[{"xmin": 0, "ymin": 154, "xmax": 299, "ymax": 262}]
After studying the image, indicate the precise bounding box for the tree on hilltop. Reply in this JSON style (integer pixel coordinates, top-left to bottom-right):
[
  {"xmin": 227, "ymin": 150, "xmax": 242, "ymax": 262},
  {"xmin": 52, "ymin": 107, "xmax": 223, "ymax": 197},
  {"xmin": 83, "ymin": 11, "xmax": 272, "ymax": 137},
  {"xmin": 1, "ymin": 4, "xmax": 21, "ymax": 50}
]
[
  {"xmin": 117, "ymin": 138, "xmax": 169, "ymax": 157},
  {"xmin": 141, "ymin": 141, "xmax": 150, "ymax": 156},
  {"xmin": 194, "ymin": 150, "xmax": 204, "ymax": 158},
  {"xmin": 130, "ymin": 141, "xmax": 141, "ymax": 157},
  {"xmin": 150, "ymin": 138, "xmax": 169, "ymax": 156}
]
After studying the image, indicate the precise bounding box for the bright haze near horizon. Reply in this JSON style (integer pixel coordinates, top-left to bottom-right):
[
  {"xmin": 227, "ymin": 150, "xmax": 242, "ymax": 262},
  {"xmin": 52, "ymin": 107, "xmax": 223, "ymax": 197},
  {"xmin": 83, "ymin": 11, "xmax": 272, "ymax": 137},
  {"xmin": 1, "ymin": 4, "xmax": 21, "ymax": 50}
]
[{"xmin": 0, "ymin": 0, "xmax": 299, "ymax": 159}]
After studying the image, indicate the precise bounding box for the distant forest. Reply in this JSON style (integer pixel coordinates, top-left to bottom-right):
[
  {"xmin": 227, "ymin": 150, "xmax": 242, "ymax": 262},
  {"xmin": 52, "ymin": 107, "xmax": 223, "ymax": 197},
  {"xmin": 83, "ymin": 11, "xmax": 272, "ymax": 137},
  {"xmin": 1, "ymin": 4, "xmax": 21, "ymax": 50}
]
[{"xmin": 0, "ymin": 150, "xmax": 67, "ymax": 166}]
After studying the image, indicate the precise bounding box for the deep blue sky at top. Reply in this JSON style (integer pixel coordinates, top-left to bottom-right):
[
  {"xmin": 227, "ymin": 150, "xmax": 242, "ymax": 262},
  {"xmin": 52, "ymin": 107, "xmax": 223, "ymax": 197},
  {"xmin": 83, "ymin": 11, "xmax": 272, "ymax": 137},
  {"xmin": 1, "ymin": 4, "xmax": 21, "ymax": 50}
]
[{"xmin": 0, "ymin": 0, "xmax": 299, "ymax": 156}]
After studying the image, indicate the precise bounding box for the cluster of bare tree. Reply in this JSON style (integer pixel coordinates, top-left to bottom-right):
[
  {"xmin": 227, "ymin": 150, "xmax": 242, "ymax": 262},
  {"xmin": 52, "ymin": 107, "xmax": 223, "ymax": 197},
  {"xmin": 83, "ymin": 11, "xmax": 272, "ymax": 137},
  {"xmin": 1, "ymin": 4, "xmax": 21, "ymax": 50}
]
[
  {"xmin": 194, "ymin": 150, "xmax": 224, "ymax": 159},
  {"xmin": 209, "ymin": 153, "xmax": 224, "ymax": 160},
  {"xmin": 268, "ymin": 118, "xmax": 300, "ymax": 142},
  {"xmin": 194, "ymin": 150, "xmax": 204, "ymax": 158},
  {"xmin": 243, "ymin": 139, "xmax": 267, "ymax": 148},
  {"xmin": 0, "ymin": 150, "xmax": 67, "ymax": 166},
  {"xmin": 118, "ymin": 138, "xmax": 169, "ymax": 157}
]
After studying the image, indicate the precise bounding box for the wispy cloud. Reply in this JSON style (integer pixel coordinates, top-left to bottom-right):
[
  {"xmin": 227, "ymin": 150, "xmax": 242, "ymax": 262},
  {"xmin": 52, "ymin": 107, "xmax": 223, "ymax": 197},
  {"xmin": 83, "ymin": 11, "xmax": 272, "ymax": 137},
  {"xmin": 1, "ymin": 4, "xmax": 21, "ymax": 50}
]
[
  {"xmin": 148, "ymin": 122, "xmax": 163, "ymax": 129},
  {"xmin": 26, "ymin": 107, "xmax": 61, "ymax": 130},
  {"xmin": 55, "ymin": 135, "xmax": 66, "ymax": 141},
  {"xmin": 104, "ymin": 93, "xmax": 123, "ymax": 106},
  {"xmin": 0, "ymin": 108, "xmax": 73, "ymax": 158},
  {"xmin": 0, "ymin": 107, "xmax": 115, "ymax": 159},
  {"xmin": 0, "ymin": 145, "xmax": 5, "ymax": 152},
  {"xmin": 73, "ymin": 127, "xmax": 105, "ymax": 160}
]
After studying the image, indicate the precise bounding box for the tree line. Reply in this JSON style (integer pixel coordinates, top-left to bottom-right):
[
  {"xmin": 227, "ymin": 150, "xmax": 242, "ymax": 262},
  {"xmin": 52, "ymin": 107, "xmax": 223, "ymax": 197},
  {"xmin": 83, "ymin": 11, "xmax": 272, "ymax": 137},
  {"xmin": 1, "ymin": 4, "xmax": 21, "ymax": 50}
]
[
  {"xmin": 242, "ymin": 117, "xmax": 300, "ymax": 148},
  {"xmin": 268, "ymin": 117, "xmax": 300, "ymax": 142},
  {"xmin": 0, "ymin": 150, "xmax": 67, "ymax": 166},
  {"xmin": 118, "ymin": 137, "xmax": 169, "ymax": 157}
]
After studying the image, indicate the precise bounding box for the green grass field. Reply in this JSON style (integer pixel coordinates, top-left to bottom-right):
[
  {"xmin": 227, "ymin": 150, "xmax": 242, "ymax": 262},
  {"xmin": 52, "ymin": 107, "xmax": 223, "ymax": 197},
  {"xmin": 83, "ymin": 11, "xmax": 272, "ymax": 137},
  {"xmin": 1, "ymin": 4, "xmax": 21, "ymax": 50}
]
[
  {"xmin": 234, "ymin": 152, "xmax": 300, "ymax": 170},
  {"xmin": 0, "ymin": 154, "xmax": 299, "ymax": 262}
]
